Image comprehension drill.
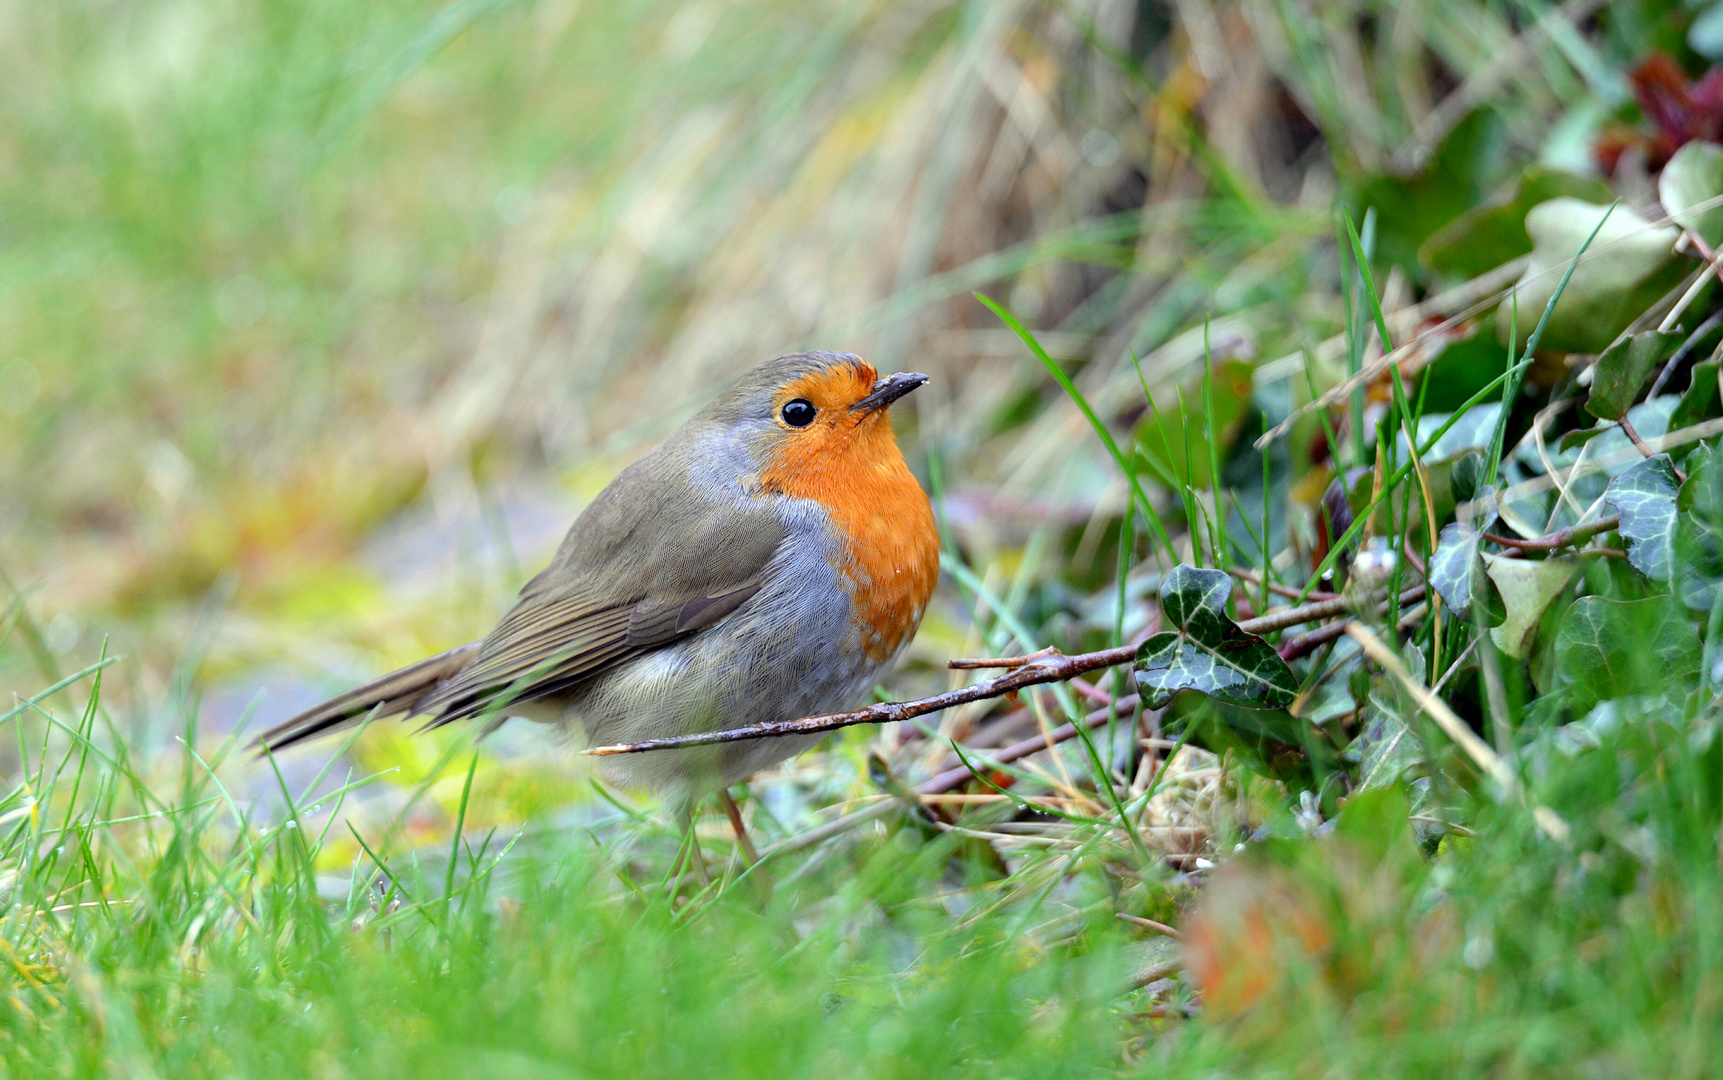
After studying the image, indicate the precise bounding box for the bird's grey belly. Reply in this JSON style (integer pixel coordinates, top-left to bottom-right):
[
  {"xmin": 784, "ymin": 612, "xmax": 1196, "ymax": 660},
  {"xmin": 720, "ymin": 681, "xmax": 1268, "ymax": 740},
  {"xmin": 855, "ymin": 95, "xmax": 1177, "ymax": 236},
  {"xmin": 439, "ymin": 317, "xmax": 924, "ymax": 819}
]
[{"xmin": 514, "ymin": 532, "xmax": 886, "ymax": 799}]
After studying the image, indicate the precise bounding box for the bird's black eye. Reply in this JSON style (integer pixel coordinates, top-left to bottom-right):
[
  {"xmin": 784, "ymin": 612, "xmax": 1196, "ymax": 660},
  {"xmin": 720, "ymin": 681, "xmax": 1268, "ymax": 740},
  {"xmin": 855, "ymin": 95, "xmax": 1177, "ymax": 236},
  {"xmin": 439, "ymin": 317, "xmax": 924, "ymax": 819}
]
[{"xmin": 781, "ymin": 398, "xmax": 817, "ymax": 427}]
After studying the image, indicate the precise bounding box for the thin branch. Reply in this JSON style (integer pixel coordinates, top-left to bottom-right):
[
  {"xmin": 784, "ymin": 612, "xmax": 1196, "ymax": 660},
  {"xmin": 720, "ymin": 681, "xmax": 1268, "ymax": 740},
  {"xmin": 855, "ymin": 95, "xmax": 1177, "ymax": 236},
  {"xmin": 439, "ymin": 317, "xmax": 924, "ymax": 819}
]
[
  {"xmin": 1241, "ymin": 597, "xmax": 1362, "ymax": 635},
  {"xmin": 1484, "ymin": 514, "xmax": 1619, "ymax": 552},
  {"xmin": 920, "ymin": 695, "xmax": 1140, "ymax": 795},
  {"xmin": 586, "ymin": 649, "xmax": 1137, "ymax": 757},
  {"xmin": 1230, "ymin": 566, "xmax": 1337, "ymax": 602},
  {"xmin": 1279, "ymin": 619, "xmax": 1349, "ymax": 662},
  {"xmin": 949, "ymin": 646, "xmax": 1060, "ymax": 670},
  {"xmin": 587, "ymin": 587, "xmax": 1413, "ymax": 758},
  {"xmin": 1278, "ymin": 585, "xmax": 1428, "ymax": 661},
  {"xmin": 1616, "ymin": 415, "xmax": 1675, "ymax": 475},
  {"xmin": 749, "ymin": 695, "xmax": 1153, "ymax": 867},
  {"xmin": 1649, "ymin": 306, "xmax": 1723, "ymax": 398},
  {"xmin": 1683, "ymin": 230, "xmax": 1723, "ymax": 303},
  {"xmin": 1116, "ymin": 911, "xmax": 1183, "ymax": 940}
]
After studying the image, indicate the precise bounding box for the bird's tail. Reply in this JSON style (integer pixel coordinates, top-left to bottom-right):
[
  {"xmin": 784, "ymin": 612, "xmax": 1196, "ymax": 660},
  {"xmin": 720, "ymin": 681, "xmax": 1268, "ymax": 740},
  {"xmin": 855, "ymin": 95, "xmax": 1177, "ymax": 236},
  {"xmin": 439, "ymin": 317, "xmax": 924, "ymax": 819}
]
[{"xmin": 254, "ymin": 642, "xmax": 482, "ymax": 754}]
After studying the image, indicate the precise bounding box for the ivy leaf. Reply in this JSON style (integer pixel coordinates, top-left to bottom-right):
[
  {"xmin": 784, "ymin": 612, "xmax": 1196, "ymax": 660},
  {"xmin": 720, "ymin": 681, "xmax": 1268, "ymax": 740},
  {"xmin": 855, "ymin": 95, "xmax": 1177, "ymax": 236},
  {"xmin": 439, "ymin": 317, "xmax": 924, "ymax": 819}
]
[
  {"xmin": 1484, "ymin": 554, "xmax": 1581, "ymax": 660},
  {"xmin": 1676, "ymin": 442, "xmax": 1723, "ymax": 612},
  {"xmin": 1555, "ymin": 595, "xmax": 1700, "ymax": 708},
  {"xmin": 1660, "ymin": 139, "xmax": 1723, "ymax": 251},
  {"xmin": 1587, "ymin": 330, "xmax": 1684, "ymax": 421},
  {"xmin": 1670, "ymin": 360, "xmax": 1721, "ymax": 431},
  {"xmin": 1346, "ymin": 651, "xmax": 1430, "ymax": 792},
  {"xmin": 1428, "ymin": 523, "xmax": 1506, "ymax": 626},
  {"xmin": 1604, "ymin": 454, "xmax": 1681, "ymax": 582},
  {"xmin": 1134, "ymin": 565, "xmax": 1297, "ymax": 711},
  {"xmin": 1450, "ymin": 450, "xmax": 1487, "ymax": 504},
  {"xmin": 1504, "ymin": 199, "xmax": 1681, "ymax": 354}
]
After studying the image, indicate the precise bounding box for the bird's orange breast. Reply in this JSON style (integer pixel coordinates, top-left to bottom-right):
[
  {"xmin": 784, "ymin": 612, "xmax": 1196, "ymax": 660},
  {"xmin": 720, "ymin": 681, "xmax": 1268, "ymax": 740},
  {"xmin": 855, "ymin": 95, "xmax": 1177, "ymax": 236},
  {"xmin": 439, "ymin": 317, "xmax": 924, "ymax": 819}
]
[{"xmin": 758, "ymin": 370, "xmax": 939, "ymax": 662}]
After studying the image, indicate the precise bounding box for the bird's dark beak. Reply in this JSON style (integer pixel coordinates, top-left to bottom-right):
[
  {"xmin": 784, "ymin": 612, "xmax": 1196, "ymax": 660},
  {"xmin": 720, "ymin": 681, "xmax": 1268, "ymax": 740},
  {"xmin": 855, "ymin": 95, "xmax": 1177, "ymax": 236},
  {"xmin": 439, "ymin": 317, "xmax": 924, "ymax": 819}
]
[{"xmin": 852, "ymin": 371, "xmax": 928, "ymax": 414}]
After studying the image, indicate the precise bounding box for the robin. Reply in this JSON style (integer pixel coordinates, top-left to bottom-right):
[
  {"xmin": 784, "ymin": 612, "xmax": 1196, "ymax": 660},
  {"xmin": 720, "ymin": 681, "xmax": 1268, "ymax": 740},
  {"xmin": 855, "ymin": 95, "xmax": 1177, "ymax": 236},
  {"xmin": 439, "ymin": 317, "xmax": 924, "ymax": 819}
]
[{"xmin": 257, "ymin": 352, "xmax": 940, "ymax": 806}]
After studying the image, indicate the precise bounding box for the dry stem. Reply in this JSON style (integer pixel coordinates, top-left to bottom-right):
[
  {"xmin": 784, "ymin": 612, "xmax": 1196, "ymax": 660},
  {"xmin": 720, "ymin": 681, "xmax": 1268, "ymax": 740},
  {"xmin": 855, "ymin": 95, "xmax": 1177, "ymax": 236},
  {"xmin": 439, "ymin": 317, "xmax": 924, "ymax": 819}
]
[
  {"xmin": 585, "ymin": 586, "xmax": 1416, "ymax": 758},
  {"xmin": 1484, "ymin": 514, "xmax": 1619, "ymax": 552}
]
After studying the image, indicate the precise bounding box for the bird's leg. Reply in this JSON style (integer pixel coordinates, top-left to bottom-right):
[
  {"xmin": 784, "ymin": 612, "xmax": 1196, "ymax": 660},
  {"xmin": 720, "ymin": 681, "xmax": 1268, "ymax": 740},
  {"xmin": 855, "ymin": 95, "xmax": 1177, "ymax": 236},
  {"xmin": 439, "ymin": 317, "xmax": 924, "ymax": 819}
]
[
  {"xmin": 718, "ymin": 787, "xmax": 759, "ymax": 866},
  {"xmin": 719, "ymin": 786, "xmax": 774, "ymax": 903},
  {"xmin": 680, "ymin": 803, "xmax": 712, "ymax": 888}
]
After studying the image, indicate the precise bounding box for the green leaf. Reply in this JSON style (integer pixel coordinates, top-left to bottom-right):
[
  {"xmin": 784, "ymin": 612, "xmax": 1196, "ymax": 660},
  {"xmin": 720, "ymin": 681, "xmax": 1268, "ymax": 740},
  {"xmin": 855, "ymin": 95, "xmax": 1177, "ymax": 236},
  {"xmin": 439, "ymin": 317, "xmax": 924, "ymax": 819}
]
[
  {"xmin": 1484, "ymin": 554, "xmax": 1581, "ymax": 660},
  {"xmin": 1428, "ymin": 523, "xmax": 1505, "ymax": 626},
  {"xmin": 1555, "ymin": 595, "xmax": 1700, "ymax": 708},
  {"xmin": 1676, "ymin": 442, "xmax": 1723, "ymax": 612},
  {"xmin": 1134, "ymin": 565, "xmax": 1297, "ymax": 711},
  {"xmin": 1346, "ymin": 655, "xmax": 1430, "ymax": 793},
  {"xmin": 1659, "ymin": 140, "xmax": 1723, "ymax": 251},
  {"xmin": 1587, "ymin": 330, "xmax": 1684, "ymax": 420},
  {"xmin": 1408, "ymin": 402, "xmax": 1502, "ymax": 460},
  {"xmin": 1502, "ymin": 199, "xmax": 1681, "ymax": 354},
  {"xmin": 1670, "ymin": 361, "xmax": 1722, "ymax": 431},
  {"xmin": 1604, "ymin": 454, "xmax": 1681, "ymax": 582},
  {"xmin": 1450, "ymin": 450, "xmax": 1487, "ymax": 504},
  {"xmin": 1420, "ymin": 166, "xmax": 1612, "ymax": 278}
]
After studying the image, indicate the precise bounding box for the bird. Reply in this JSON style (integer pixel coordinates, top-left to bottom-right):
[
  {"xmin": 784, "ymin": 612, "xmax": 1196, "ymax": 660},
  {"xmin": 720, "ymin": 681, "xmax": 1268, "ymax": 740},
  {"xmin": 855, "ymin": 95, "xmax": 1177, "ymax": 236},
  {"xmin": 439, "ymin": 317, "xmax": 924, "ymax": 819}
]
[{"xmin": 255, "ymin": 352, "xmax": 941, "ymax": 807}]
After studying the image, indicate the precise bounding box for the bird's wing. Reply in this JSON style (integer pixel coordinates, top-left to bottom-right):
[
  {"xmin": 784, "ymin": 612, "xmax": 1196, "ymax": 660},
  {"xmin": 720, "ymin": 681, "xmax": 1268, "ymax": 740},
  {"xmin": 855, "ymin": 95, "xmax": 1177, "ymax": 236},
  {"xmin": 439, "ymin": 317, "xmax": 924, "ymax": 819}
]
[{"xmin": 413, "ymin": 456, "xmax": 788, "ymax": 725}]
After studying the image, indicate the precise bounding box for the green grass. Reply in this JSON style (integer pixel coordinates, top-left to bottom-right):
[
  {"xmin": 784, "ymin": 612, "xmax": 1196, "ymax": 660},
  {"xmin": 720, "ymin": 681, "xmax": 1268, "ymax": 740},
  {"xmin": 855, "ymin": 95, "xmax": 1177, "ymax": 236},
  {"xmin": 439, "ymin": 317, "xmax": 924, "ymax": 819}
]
[
  {"xmin": 3, "ymin": 659, "xmax": 1719, "ymax": 1075},
  {"xmin": 0, "ymin": 661, "xmax": 1139, "ymax": 1078}
]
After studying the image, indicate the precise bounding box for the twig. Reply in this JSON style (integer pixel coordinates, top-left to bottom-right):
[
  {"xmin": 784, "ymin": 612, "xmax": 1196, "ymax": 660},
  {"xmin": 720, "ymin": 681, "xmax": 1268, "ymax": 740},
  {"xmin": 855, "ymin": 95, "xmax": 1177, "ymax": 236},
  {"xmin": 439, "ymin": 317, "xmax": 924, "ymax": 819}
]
[
  {"xmin": 1654, "ymin": 310, "xmax": 1723, "ymax": 397},
  {"xmin": 1681, "ymin": 230, "xmax": 1723, "ymax": 307},
  {"xmin": 1277, "ymin": 584, "xmax": 1428, "ymax": 661},
  {"xmin": 588, "ymin": 590, "xmax": 1392, "ymax": 757},
  {"xmin": 1484, "ymin": 514, "xmax": 1619, "ymax": 552},
  {"xmin": 585, "ymin": 650, "xmax": 1139, "ymax": 757},
  {"xmin": 1279, "ymin": 620, "xmax": 1348, "ymax": 662},
  {"xmin": 1230, "ymin": 566, "xmax": 1337, "ymax": 602},
  {"xmin": 949, "ymin": 646, "xmax": 1059, "ymax": 670},
  {"xmin": 1254, "ymin": 258, "xmax": 1527, "ymax": 393},
  {"xmin": 1069, "ymin": 678, "xmax": 1115, "ymax": 705},
  {"xmin": 1616, "ymin": 415, "xmax": 1673, "ymax": 473},
  {"xmin": 919, "ymin": 695, "xmax": 1141, "ymax": 795},
  {"xmin": 1238, "ymin": 596, "xmax": 1360, "ymax": 636},
  {"xmin": 1126, "ymin": 959, "xmax": 1182, "ymax": 991},
  {"xmin": 750, "ymin": 695, "xmax": 1153, "ymax": 866},
  {"xmin": 748, "ymin": 700, "xmax": 1137, "ymax": 868},
  {"xmin": 1262, "ymin": 198, "xmax": 1723, "ymax": 445},
  {"xmin": 1116, "ymin": 911, "xmax": 1183, "ymax": 940}
]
